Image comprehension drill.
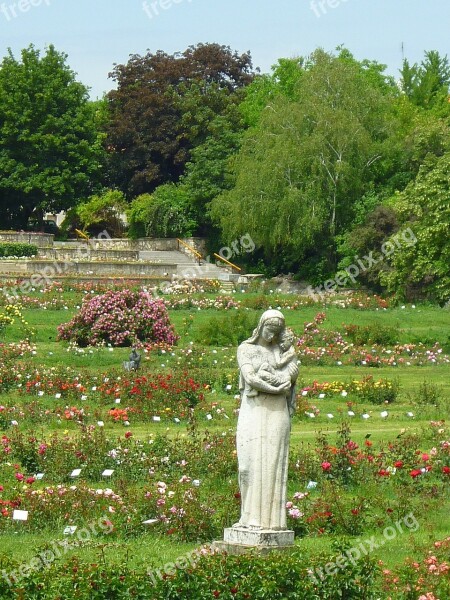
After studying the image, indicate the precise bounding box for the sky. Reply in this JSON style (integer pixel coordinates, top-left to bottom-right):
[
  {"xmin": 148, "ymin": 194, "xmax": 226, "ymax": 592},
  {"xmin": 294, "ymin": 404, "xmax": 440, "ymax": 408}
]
[{"xmin": 0, "ymin": 0, "xmax": 449, "ymax": 99}]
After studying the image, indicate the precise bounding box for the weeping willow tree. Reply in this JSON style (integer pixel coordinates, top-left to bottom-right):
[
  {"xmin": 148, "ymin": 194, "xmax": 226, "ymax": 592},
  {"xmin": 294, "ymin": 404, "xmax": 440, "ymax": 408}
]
[{"xmin": 210, "ymin": 49, "xmax": 397, "ymax": 275}]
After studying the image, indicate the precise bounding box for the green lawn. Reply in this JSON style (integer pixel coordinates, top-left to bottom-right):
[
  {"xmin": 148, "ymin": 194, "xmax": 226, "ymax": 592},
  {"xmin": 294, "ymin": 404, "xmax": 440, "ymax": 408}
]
[{"xmin": 0, "ymin": 294, "xmax": 449, "ymax": 596}]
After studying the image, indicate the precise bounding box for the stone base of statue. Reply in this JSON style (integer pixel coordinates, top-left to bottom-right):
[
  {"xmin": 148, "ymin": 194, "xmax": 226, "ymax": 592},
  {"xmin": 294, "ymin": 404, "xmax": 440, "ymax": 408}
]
[{"xmin": 213, "ymin": 527, "xmax": 295, "ymax": 555}]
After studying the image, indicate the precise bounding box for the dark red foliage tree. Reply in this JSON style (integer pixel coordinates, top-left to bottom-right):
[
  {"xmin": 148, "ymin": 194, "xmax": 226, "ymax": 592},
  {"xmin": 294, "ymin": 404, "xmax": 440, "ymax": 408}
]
[{"xmin": 106, "ymin": 43, "xmax": 254, "ymax": 198}]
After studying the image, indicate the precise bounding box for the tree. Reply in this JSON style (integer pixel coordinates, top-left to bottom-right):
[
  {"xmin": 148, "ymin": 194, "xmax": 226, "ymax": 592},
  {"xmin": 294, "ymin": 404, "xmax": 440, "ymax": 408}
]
[
  {"xmin": 106, "ymin": 43, "xmax": 254, "ymax": 198},
  {"xmin": 180, "ymin": 105, "xmax": 245, "ymax": 235},
  {"xmin": 210, "ymin": 49, "xmax": 396, "ymax": 277},
  {"xmin": 337, "ymin": 204, "xmax": 399, "ymax": 290},
  {"xmin": 380, "ymin": 152, "xmax": 450, "ymax": 303},
  {"xmin": 76, "ymin": 190, "xmax": 127, "ymax": 237},
  {"xmin": 0, "ymin": 45, "xmax": 105, "ymax": 229},
  {"xmin": 336, "ymin": 47, "xmax": 398, "ymax": 95},
  {"xmin": 126, "ymin": 184, "xmax": 197, "ymax": 239},
  {"xmin": 239, "ymin": 57, "xmax": 304, "ymax": 127},
  {"xmin": 400, "ymin": 50, "xmax": 450, "ymax": 111}
]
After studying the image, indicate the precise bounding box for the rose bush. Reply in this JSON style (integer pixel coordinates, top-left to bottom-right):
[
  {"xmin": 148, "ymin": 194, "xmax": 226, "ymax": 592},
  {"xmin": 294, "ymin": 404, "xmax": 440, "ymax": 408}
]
[{"xmin": 57, "ymin": 290, "xmax": 178, "ymax": 347}]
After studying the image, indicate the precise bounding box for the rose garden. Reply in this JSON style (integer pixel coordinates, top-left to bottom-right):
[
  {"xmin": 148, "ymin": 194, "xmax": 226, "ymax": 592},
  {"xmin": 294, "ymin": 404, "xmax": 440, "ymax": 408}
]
[{"xmin": 0, "ymin": 279, "xmax": 448, "ymax": 599}]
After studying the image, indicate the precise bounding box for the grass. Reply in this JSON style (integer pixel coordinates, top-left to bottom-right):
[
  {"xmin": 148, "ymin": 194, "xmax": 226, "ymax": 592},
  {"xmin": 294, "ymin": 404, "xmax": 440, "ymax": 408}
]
[
  {"xmin": 4, "ymin": 303, "xmax": 448, "ymax": 442},
  {"xmin": 1, "ymin": 293, "xmax": 449, "ymax": 589}
]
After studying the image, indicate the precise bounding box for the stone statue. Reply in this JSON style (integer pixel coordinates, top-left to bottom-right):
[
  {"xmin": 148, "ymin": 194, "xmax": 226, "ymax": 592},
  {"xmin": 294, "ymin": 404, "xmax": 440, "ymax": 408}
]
[
  {"xmin": 129, "ymin": 348, "xmax": 141, "ymax": 370},
  {"xmin": 234, "ymin": 309, "xmax": 298, "ymax": 532},
  {"xmin": 123, "ymin": 348, "xmax": 141, "ymax": 371}
]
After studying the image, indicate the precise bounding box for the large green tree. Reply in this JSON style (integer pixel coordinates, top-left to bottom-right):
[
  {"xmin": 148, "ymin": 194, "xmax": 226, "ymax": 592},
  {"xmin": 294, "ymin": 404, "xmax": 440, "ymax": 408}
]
[
  {"xmin": 210, "ymin": 49, "xmax": 397, "ymax": 277},
  {"xmin": 239, "ymin": 57, "xmax": 305, "ymax": 127},
  {"xmin": 106, "ymin": 43, "xmax": 254, "ymax": 198},
  {"xmin": 400, "ymin": 50, "xmax": 450, "ymax": 112},
  {"xmin": 380, "ymin": 152, "xmax": 450, "ymax": 303},
  {"xmin": 0, "ymin": 45, "xmax": 105, "ymax": 229}
]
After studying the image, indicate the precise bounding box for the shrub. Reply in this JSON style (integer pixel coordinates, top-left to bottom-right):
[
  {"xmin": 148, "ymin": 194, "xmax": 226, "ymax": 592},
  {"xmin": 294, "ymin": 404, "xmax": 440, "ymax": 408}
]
[
  {"xmin": 0, "ymin": 304, "xmax": 35, "ymax": 339},
  {"xmin": 76, "ymin": 189, "xmax": 127, "ymax": 237},
  {"xmin": 193, "ymin": 310, "xmax": 259, "ymax": 346},
  {"xmin": 101, "ymin": 371, "xmax": 208, "ymax": 420},
  {"xmin": 0, "ymin": 242, "xmax": 37, "ymax": 258},
  {"xmin": 57, "ymin": 290, "xmax": 178, "ymax": 347},
  {"xmin": 408, "ymin": 380, "xmax": 443, "ymax": 406},
  {"xmin": 343, "ymin": 322, "xmax": 399, "ymax": 346},
  {"xmin": 383, "ymin": 536, "xmax": 450, "ymax": 599},
  {"xmin": 0, "ymin": 543, "xmax": 382, "ymax": 599},
  {"xmin": 355, "ymin": 375, "xmax": 399, "ymax": 404},
  {"xmin": 0, "ymin": 312, "xmax": 13, "ymax": 335},
  {"xmin": 240, "ymin": 294, "xmax": 272, "ymax": 310}
]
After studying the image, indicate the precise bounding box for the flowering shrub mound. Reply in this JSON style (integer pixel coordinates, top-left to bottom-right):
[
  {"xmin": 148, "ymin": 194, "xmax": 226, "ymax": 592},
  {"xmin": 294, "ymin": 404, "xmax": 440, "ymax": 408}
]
[{"xmin": 57, "ymin": 290, "xmax": 178, "ymax": 347}]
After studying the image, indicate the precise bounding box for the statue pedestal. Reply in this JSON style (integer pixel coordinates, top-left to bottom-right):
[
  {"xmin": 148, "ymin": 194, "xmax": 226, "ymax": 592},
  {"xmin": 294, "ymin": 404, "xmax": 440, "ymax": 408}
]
[{"xmin": 213, "ymin": 527, "xmax": 295, "ymax": 555}]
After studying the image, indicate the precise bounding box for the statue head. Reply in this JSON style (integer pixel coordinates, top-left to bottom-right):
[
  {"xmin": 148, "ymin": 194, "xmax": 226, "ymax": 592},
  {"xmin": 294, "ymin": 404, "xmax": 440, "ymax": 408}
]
[
  {"xmin": 246, "ymin": 309, "xmax": 285, "ymax": 345},
  {"xmin": 280, "ymin": 328, "xmax": 295, "ymax": 352}
]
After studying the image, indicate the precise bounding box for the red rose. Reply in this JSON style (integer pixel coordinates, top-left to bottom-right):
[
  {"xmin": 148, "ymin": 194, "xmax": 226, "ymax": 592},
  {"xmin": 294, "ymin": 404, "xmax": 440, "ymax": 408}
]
[
  {"xmin": 125, "ymin": 431, "xmax": 132, "ymax": 439},
  {"xmin": 409, "ymin": 469, "xmax": 421, "ymax": 478},
  {"xmin": 394, "ymin": 460, "xmax": 403, "ymax": 468},
  {"xmin": 321, "ymin": 461, "xmax": 332, "ymax": 472}
]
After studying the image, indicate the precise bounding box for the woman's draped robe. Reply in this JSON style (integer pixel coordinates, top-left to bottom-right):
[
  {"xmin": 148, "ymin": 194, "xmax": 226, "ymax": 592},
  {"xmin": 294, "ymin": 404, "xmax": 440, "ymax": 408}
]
[{"xmin": 236, "ymin": 342, "xmax": 297, "ymax": 530}]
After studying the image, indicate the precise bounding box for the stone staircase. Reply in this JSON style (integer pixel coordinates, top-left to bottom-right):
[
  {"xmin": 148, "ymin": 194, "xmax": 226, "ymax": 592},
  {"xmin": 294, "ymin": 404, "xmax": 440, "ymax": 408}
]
[
  {"xmin": 139, "ymin": 250, "xmax": 232, "ymax": 280},
  {"xmin": 219, "ymin": 281, "xmax": 235, "ymax": 292},
  {"xmin": 0, "ymin": 233, "xmax": 236, "ymax": 285}
]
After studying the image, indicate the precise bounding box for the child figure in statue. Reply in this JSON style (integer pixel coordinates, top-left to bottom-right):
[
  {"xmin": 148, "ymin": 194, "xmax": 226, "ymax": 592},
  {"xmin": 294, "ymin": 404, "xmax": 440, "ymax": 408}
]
[{"xmin": 244, "ymin": 328, "xmax": 297, "ymax": 416}]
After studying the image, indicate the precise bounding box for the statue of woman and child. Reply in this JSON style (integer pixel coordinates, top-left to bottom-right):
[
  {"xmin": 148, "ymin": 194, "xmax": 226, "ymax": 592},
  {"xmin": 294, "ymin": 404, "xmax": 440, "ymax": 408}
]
[{"xmin": 234, "ymin": 309, "xmax": 298, "ymax": 532}]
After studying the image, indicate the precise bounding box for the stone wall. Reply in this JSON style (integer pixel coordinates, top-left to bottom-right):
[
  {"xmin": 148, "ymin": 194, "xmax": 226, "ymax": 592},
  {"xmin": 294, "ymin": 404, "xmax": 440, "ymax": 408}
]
[
  {"xmin": 0, "ymin": 231, "xmax": 54, "ymax": 248},
  {"xmin": 0, "ymin": 260, "xmax": 179, "ymax": 277},
  {"xmin": 0, "ymin": 233, "xmax": 205, "ymax": 253},
  {"xmin": 38, "ymin": 248, "xmax": 139, "ymax": 261},
  {"xmin": 0, "ymin": 236, "xmax": 210, "ymax": 280},
  {"xmin": 84, "ymin": 237, "xmax": 206, "ymax": 256}
]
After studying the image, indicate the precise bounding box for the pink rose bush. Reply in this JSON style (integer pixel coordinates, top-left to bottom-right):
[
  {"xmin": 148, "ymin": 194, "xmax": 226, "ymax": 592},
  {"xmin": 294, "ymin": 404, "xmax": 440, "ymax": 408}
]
[{"xmin": 57, "ymin": 290, "xmax": 178, "ymax": 347}]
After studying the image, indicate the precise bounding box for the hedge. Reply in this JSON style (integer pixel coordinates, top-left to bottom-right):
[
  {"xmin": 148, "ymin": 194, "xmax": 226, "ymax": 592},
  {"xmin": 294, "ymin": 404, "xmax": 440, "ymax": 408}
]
[{"xmin": 0, "ymin": 243, "xmax": 38, "ymax": 258}]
